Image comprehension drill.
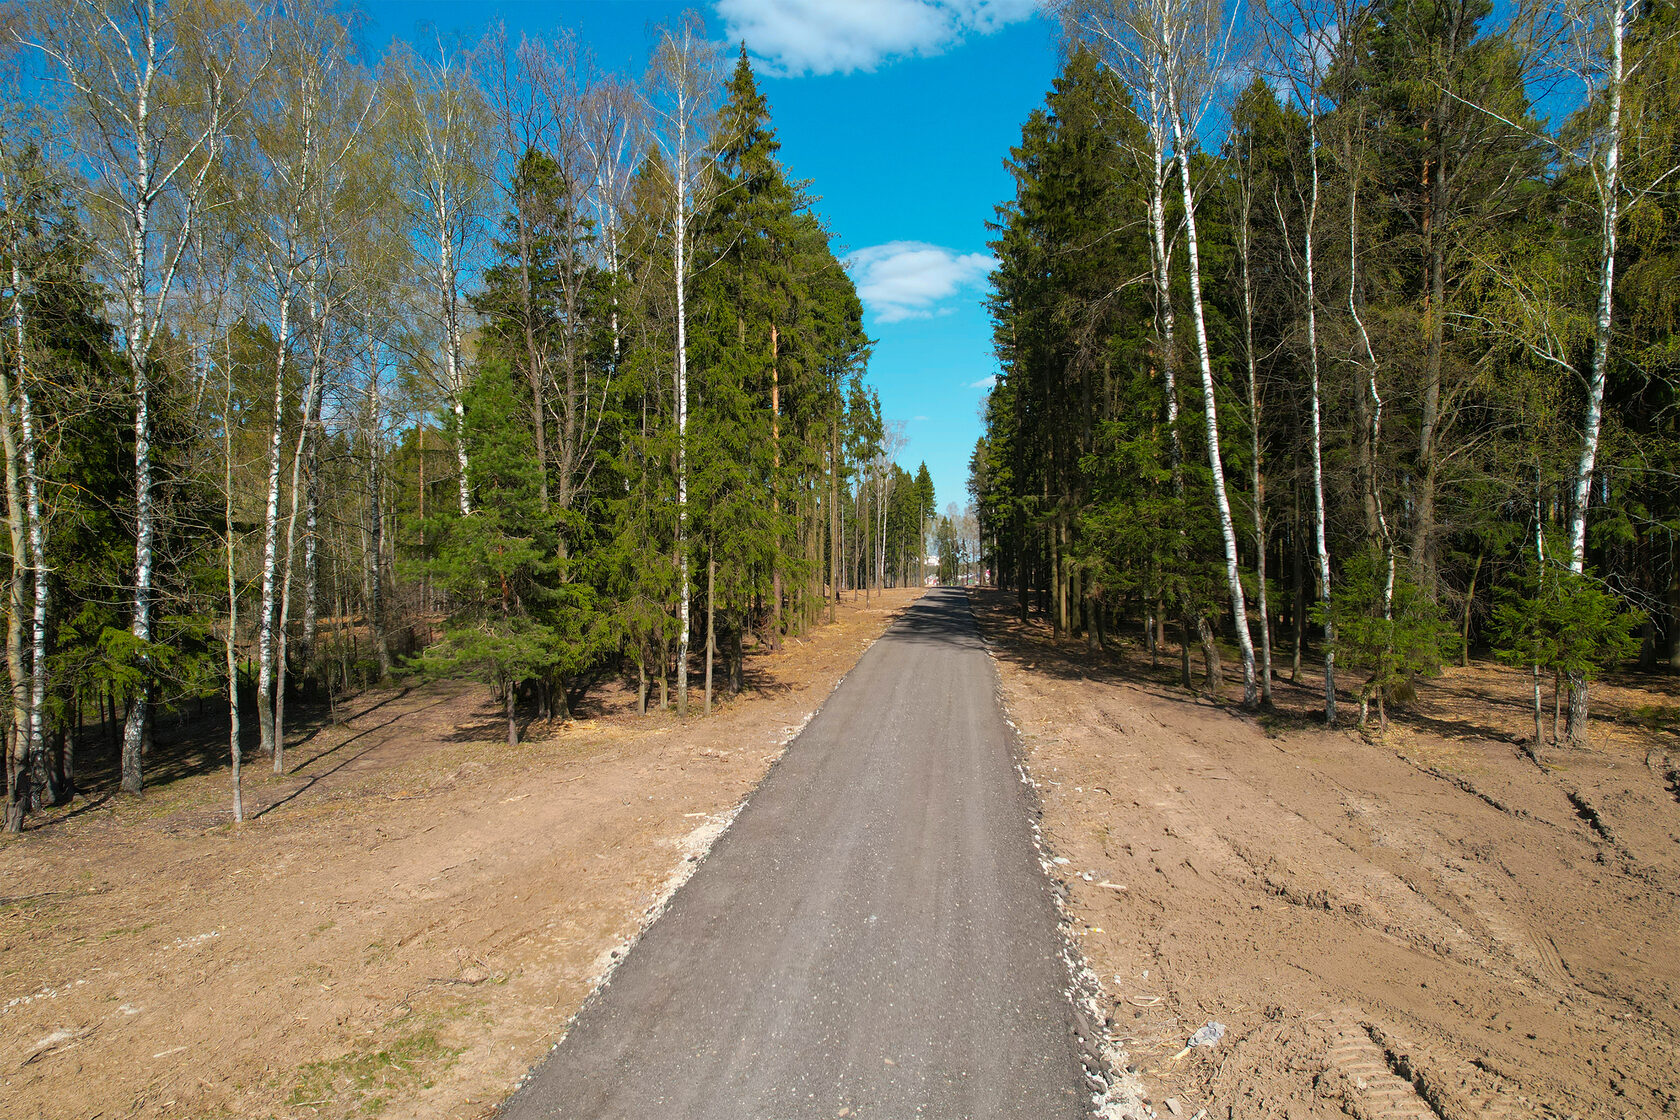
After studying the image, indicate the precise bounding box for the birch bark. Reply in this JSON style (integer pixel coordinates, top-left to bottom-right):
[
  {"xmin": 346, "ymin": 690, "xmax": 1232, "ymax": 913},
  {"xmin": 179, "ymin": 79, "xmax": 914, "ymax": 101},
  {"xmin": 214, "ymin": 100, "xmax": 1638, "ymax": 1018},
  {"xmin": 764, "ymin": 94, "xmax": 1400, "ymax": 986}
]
[
  {"xmin": 649, "ymin": 21, "xmax": 719, "ymax": 716},
  {"xmin": 1166, "ymin": 64, "xmax": 1259, "ymax": 708},
  {"xmin": 0, "ymin": 296, "xmax": 31, "ymax": 829},
  {"xmin": 1232, "ymin": 160, "xmax": 1273, "ymax": 704},
  {"xmin": 1566, "ymin": 0, "xmax": 1626, "ymax": 740}
]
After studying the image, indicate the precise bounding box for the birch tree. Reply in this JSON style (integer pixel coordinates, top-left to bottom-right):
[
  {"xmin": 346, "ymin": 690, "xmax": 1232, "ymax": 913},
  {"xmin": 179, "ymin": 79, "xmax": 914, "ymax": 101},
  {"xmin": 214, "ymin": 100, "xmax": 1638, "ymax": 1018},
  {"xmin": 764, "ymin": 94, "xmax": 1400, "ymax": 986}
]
[
  {"xmin": 0, "ymin": 141, "xmax": 44, "ymax": 828},
  {"xmin": 389, "ymin": 41, "xmax": 490, "ymax": 519},
  {"xmin": 24, "ymin": 0, "xmax": 249, "ymax": 794},
  {"xmin": 1167, "ymin": 1, "xmax": 1261, "ymax": 707},
  {"xmin": 1068, "ymin": 0, "xmax": 1260, "ymax": 706},
  {"xmin": 1059, "ymin": 0, "xmax": 1197, "ymax": 679},
  {"xmin": 279, "ymin": 26, "xmax": 376, "ymax": 764},
  {"xmin": 647, "ymin": 17, "xmax": 721, "ymax": 716},
  {"xmin": 580, "ymin": 74, "xmax": 644, "ymax": 378},
  {"xmin": 1455, "ymin": 0, "xmax": 1678, "ymax": 738},
  {"xmin": 1262, "ymin": 0, "xmax": 1341, "ymax": 721},
  {"xmin": 239, "ymin": 4, "xmax": 370, "ymax": 763},
  {"xmin": 1225, "ymin": 92, "xmax": 1275, "ymax": 704}
]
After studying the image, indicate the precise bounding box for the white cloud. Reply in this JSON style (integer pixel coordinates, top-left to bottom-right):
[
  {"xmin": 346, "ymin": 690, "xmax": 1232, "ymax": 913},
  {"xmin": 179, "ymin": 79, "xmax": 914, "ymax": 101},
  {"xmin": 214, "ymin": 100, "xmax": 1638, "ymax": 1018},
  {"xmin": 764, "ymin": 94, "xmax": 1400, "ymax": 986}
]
[
  {"xmin": 716, "ymin": 0, "xmax": 1041, "ymax": 77},
  {"xmin": 845, "ymin": 240, "xmax": 996, "ymax": 323},
  {"xmin": 969, "ymin": 375, "xmax": 997, "ymax": 389}
]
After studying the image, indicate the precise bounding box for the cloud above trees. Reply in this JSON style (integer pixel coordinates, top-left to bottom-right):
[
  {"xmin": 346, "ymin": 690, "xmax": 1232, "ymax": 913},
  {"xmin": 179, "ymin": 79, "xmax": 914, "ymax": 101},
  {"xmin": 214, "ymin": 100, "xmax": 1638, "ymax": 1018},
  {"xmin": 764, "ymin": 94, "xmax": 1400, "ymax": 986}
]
[
  {"xmin": 846, "ymin": 241, "xmax": 996, "ymax": 322},
  {"xmin": 715, "ymin": 0, "xmax": 1040, "ymax": 76}
]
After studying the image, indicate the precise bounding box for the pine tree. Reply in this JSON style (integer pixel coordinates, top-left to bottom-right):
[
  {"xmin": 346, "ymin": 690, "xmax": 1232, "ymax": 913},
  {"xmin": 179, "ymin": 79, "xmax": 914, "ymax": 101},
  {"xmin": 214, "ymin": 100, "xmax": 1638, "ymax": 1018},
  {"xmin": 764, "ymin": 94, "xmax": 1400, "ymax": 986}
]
[{"xmin": 419, "ymin": 359, "xmax": 563, "ymax": 747}]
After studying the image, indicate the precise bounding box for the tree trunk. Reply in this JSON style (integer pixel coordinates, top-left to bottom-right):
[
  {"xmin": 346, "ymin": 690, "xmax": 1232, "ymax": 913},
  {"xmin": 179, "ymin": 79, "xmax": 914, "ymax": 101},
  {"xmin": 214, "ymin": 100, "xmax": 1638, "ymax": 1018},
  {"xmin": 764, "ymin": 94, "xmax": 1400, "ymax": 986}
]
[
  {"xmin": 273, "ymin": 347, "xmax": 322, "ymax": 775},
  {"xmin": 1198, "ymin": 613, "xmax": 1221, "ymax": 697},
  {"xmin": 704, "ymin": 553, "xmax": 715, "ymax": 716},
  {"xmin": 225, "ymin": 365, "xmax": 244, "ymax": 824},
  {"xmin": 730, "ymin": 622, "xmax": 742, "ymax": 695},
  {"xmin": 1, "ymin": 274, "xmax": 35, "ymax": 827},
  {"xmin": 255, "ymin": 291, "xmax": 290, "ymax": 760},
  {"xmin": 1461, "ymin": 551, "xmax": 1483, "ymax": 666},
  {"xmin": 365, "ymin": 350, "xmax": 391, "ymax": 677},
  {"xmin": 1567, "ymin": 0, "xmax": 1626, "ymax": 743},
  {"xmin": 0, "ymin": 365, "xmax": 28, "ymax": 828},
  {"xmin": 674, "ymin": 145, "xmax": 691, "ymax": 716},
  {"xmin": 1237, "ymin": 197, "xmax": 1272, "ymax": 705},
  {"xmin": 1304, "ymin": 127, "xmax": 1335, "ymax": 725},
  {"xmin": 120, "ymin": 343, "xmax": 154, "ymax": 794},
  {"xmin": 770, "ymin": 324, "xmax": 783, "ymax": 649},
  {"xmin": 1168, "ymin": 87, "xmax": 1257, "ymax": 707},
  {"xmin": 829, "ymin": 416, "xmax": 840, "ymax": 623}
]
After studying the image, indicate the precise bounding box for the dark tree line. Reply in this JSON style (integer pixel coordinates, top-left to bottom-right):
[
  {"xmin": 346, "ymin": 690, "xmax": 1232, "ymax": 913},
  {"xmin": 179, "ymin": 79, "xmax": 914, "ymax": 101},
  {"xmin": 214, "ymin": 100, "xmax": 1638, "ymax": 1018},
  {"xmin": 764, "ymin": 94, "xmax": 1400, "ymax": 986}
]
[{"xmin": 975, "ymin": 0, "xmax": 1676, "ymax": 731}]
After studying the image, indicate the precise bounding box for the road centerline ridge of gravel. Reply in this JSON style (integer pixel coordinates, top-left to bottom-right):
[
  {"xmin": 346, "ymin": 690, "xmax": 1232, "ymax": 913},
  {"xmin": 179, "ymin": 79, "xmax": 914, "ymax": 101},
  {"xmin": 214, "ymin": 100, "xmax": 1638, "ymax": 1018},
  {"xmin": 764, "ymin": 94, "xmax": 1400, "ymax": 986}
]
[{"xmin": 497, "ymin": 588, "xmax": 1087, "ymax": 1120}]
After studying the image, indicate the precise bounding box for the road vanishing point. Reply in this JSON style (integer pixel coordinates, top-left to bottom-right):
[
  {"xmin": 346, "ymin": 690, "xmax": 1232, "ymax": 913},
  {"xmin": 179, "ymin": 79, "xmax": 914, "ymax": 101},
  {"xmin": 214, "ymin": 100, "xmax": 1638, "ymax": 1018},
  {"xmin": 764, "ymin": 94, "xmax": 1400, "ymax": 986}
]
[{"xmin": 497, "ymin": 588, "xmax": 1089, "ymax": 1120}]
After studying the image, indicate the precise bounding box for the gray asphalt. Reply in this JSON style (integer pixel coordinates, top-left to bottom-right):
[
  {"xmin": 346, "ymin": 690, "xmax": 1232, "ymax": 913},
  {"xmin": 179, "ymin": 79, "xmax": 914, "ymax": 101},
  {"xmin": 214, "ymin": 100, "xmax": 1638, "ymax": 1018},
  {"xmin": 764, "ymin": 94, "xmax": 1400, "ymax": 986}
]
[{"xmin": 497, "ymin": 588, "xmax": 1087, "ymax": 1120}]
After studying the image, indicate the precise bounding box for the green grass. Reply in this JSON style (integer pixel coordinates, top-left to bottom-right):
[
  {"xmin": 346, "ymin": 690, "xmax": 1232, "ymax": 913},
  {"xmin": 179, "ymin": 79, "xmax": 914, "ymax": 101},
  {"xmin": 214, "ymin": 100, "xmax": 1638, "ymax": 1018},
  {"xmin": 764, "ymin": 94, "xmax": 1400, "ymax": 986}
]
[
  {"xmin": 1627, "ymin": 703, "xmax": 1680, "ymax": 731},
  {"xmin": 286, "ymin": 1017, "xmax": 463, "ymax": 1117}
]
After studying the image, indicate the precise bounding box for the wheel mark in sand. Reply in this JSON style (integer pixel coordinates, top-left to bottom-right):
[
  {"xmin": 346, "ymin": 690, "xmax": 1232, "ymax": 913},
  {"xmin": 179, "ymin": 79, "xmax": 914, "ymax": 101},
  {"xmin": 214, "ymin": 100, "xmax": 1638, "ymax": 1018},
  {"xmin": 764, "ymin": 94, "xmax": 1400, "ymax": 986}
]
[
  {"xmin": 1323, "ymin": 1014, "xmax": 1438, "ymax": 1120},
  {"xmin": 1326, "ymin": 1011, "xmax": 1523, "ymax": 1120},
  {"xmin": 1365, "ymin": 1019, "xmax": 1522, "ymax": 1120}
]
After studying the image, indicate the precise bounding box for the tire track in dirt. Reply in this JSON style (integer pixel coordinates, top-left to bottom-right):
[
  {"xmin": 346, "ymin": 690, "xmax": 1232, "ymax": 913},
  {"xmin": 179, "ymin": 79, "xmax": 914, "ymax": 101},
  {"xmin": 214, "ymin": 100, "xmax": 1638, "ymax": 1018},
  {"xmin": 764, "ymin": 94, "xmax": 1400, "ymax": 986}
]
[{"xmin": 971, "ymin": 590, "xmax": 1680, "ymax": 1120}]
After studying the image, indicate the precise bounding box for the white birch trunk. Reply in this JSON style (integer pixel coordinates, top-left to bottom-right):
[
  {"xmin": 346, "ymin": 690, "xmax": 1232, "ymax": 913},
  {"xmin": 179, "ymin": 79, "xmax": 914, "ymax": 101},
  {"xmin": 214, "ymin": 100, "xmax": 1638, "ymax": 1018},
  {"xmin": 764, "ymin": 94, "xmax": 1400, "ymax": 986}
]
[
  {"xmin": 1570, "ymin": 1, "xmax": 1623, "ymax": 574},
  {"xmin": 28, "ymin": 0, "xmax": 232, "ymax": 795},
  {"xmin": 1168, "ymin": 84, "xmax": 1258, "ymax": 707},
  {"xmin": 120, "ymin": 160, "xmax": 155, "ymax": 795},
  {"xmin": 441, "ymin": 225, "xmax": 472, "ymax": 516},
  {"xmin": 1302, "ymin": 124, "xmax": 1335, "ymax": 726},
  {"xmin": 272, "ymin": 351, "xmax": 321, "ymax": 773},
  {"xmin": 300, "ymin": 273, "xmax": 330, "ymax": 672},
  {"xmin": 1235, "ymin": 187, "xmax": 1273, "ymax": 704},
  {"xmin": 1146, "ymin": 131, "xmax": 1183, "ymax": 480},
  {"xmin": 673, "ymin": 115, "xmax": 691, "ymax": 716},
  {"xmin": 255, "ymin": 281, "xmax": 290, "ymax": 758},
  {"xmin": 1345, "ymin": 166, "xmax": 1398, "ymax": 700},
  {"xmin": 20, "ymin": 375, "xmax": 48, "ymax": 796},
  {"xmin": 1566, "ymin": 0, "xmax": 1626, "ymax": 741},
  {"xmin": 224, "ymin": 358, "xmax": 243, "ymax": 823},
  {"xmin": 3, "ymin": 240, "xmax": 49, "ymax": 813},
  {"xmin": 0, "ymin": 285, "xmax": 31, "ymax": 828}
]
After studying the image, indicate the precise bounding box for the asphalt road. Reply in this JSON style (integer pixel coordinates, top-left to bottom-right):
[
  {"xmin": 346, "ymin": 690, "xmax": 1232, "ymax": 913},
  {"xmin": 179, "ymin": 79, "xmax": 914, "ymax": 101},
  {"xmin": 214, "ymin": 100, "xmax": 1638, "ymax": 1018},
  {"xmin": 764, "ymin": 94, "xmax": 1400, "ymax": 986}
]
[{"xmin": 498, "ymin": 588, "xmax": 1087, "ymax": 1120}]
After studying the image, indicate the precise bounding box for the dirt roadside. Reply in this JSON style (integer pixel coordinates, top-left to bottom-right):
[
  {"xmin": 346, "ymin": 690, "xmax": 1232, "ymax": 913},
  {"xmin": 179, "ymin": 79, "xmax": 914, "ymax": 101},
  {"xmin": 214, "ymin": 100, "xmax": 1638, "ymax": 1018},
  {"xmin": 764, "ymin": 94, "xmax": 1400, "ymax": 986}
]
[
  {"xmin": 0, "ymin": 587, "xmax": 922, "ymax": 1120},
  {"xmin": 972, "ymin": 589, "xmax": 1680, "ymax": 1120}
]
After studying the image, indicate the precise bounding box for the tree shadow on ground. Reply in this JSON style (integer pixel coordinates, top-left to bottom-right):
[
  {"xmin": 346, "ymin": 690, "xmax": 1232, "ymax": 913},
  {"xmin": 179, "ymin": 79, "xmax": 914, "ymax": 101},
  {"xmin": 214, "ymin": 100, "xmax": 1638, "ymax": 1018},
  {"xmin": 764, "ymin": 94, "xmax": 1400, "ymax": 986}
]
[
  {"xmin": 963, "ymin": 588, "xmax": 1633, "ymax": 748},
  {"xmin": 22, "ymin": 686, "xmax": 447, "ymax": 832}
]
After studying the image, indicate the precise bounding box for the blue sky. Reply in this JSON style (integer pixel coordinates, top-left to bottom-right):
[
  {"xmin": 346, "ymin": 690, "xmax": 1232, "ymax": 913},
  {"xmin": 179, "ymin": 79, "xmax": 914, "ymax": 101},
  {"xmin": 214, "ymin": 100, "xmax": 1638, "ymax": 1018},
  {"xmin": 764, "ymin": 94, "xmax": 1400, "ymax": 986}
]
[{"xmin": 355, "ymin": 0, "xmax": 1063, "ymax": 514}]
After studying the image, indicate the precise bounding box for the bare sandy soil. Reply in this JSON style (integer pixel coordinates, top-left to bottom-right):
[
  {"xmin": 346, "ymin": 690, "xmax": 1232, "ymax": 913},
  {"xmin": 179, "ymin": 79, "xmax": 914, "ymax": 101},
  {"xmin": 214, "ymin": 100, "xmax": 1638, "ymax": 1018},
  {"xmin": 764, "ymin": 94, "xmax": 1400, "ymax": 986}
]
[
  {"xmin": 971, "ymin": 589, "xmax": 1680, "ymax": 1120},
  {"xmin": 0, "ymin": 587, "xmax": 922, "ymax": 1120}
]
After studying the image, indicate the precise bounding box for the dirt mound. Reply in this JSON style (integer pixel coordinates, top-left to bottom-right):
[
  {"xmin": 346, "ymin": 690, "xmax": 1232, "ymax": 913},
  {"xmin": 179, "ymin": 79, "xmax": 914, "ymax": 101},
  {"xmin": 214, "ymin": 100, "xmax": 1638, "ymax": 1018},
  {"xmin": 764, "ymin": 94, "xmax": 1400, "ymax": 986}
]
[{"xmin": 972, "ymin": 589, "xmax": 1680, "ymax": 1120}]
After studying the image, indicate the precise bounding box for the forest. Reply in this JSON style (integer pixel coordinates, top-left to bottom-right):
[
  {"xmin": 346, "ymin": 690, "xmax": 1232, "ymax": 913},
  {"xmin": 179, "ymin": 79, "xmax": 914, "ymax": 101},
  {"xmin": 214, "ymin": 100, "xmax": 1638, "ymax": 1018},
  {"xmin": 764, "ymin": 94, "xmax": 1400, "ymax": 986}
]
[
  {"xmin": 0, "ymin": 1, "xmax": 943, "ymax": 831},
  {"xmin": 976, "ymin": 0, "xmax": 1679, "ymax": 733}
]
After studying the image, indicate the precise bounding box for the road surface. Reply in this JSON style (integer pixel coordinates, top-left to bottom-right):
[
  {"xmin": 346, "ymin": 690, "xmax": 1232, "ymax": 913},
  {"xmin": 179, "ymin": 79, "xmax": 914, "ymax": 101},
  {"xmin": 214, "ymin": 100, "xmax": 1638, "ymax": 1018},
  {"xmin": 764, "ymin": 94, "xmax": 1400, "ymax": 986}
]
[{"xmin": 498, "ymin": 588, "xmax": 1087, "ymax": 1119}]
